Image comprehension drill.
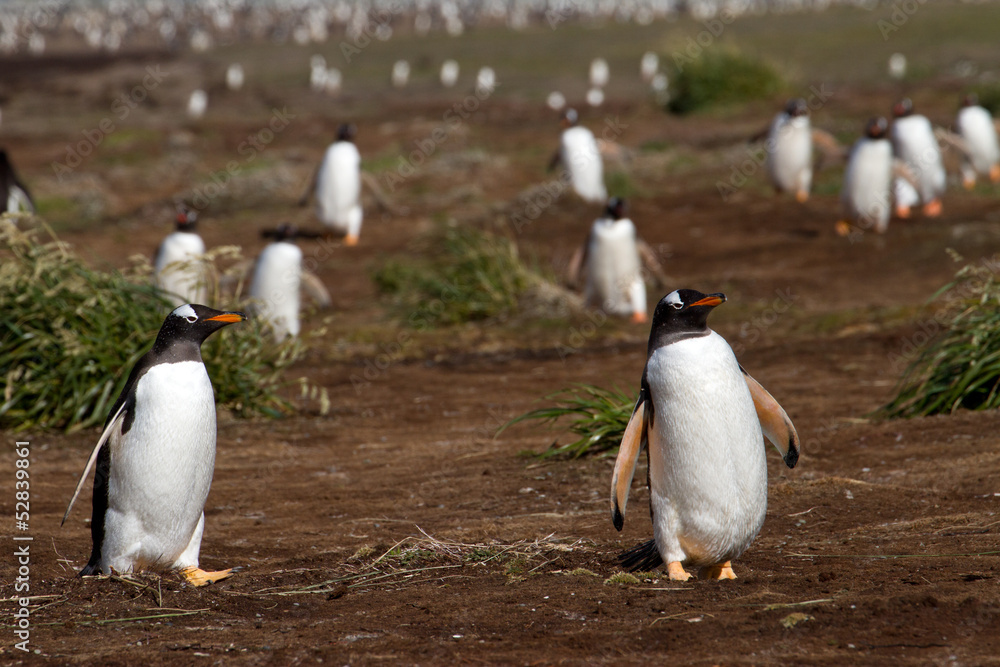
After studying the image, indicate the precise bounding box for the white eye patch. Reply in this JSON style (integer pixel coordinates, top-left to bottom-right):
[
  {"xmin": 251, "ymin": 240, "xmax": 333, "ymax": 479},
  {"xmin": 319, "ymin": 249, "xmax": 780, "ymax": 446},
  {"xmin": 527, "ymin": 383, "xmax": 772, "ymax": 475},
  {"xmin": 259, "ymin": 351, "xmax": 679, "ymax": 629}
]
[{"xmin": 172, "ymin": 304, "xmax": 197, "ymax": 321}]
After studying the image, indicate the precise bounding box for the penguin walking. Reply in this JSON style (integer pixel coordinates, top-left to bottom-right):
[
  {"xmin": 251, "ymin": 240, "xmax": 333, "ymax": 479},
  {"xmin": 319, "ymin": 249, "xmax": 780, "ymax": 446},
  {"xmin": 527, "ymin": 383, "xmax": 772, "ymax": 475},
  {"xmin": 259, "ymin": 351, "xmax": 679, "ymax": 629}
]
[
  {"xmin": 301, "ymin": 124, "xmax": 363, "ymax": 246},
  {"xmin": 838, "ymin": 118, "xmax": 895, "ymax": 236},
  {"xmin": 549, "ymin": 108, "xmax": 607, "ymax": 204},
  {"xmin": 758, "ymin": 99, "xmax": 842, "ymax": 202},
  {"xmin": 954, "ymin": 94, "xmax": 1000, "ymax": 189},
  {"xmin": 611, "ymin": 290, "xmax": 799, "ymax": 581},
  {"xmin": 1, "ymin": 150, "xmax": 34, "ymax": 214},
  {"xmin": 248, "ymin": 223, "xmax": 331, "ymax": 341},
  {"xmin": 154, "ymin": 206, "xmax": 206, "ymax": 307},
  {"xmin": 890, "ymin": 98, "xmax": 945, "ymax": 218},
  {"xmin": 567, "ymin": 198, "xmax": 667, "ymax": 323},
  {"xmin": 63, "ymin": 304, "xmax": 246, "ymax": 586}
]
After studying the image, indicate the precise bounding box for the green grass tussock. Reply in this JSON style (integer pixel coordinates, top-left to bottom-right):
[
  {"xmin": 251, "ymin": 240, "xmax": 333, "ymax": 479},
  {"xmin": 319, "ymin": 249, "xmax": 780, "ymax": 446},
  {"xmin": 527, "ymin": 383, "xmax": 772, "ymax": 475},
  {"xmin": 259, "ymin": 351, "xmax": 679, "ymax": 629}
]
[
  {"xmin": 0, "ymin": 219, "xmax": 308, "ymax": 431},
  {"xmin": 667, "ymin": 49, "xmax": 785, "ymax": 115},
  {"xmin": 373, "ymin": 224, "xmax": 542, "ymax": 327},
  {"xmin": 881, "ymin": 254, "xmax": 1000, "ymax": 418},
  {"xmin": 499, "ymin": 383, "xmax": 636, "ymax": 459}
]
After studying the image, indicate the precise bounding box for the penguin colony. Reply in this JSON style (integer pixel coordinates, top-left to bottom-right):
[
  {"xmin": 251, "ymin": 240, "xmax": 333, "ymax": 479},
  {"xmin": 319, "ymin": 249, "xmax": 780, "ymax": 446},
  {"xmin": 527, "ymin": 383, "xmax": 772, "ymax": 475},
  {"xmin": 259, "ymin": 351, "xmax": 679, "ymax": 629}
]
[{"xmin": 11, "ymin": 13, "xmax": 990, "ymax": 590}]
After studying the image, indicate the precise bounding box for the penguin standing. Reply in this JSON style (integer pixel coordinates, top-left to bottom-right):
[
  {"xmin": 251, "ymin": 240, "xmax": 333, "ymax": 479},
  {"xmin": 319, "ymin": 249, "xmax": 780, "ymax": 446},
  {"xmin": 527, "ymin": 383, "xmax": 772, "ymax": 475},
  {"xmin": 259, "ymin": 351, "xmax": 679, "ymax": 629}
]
[
  {"xmin": 839, "ymin": 118, "xmax": 894, "ymax": 235},
  {"xmin": 890, "ymin": 98, "xmax": 945, "ymax": 218},
  {"xmin": 63, "ymin": 304, "xmax": 246, "ymax": 586},
  {"xmin": 550, "ymin": 108, "xmax": 607, "ymax": 204},
  {"xmin": 248, "ymin": 223, "xmax": 331, "ymax": 341},
  {"xmin": 611, "ymin": 290, "xmax": 799, "ymax": 581},
  {"xmin": 954, "ymin": 94, "xmax": 1000, "ymax": 189},
  {"xmin": 765, "ymin": 99, "xmax": 813, "ymax": 202},
  {"xmin": 567, "ymin": 198, "xmax": 666, "ymax": 323},
  {"xmin": 154, "ymin": 206, "xmax": 206, "ymax": 307},
  {"xmin": 301, "ymin": 124, "xmax": 363, "ymax": 246},
  {"xmin": 0, "ymin": 150, "xmax": 34, "ymax": 214}
]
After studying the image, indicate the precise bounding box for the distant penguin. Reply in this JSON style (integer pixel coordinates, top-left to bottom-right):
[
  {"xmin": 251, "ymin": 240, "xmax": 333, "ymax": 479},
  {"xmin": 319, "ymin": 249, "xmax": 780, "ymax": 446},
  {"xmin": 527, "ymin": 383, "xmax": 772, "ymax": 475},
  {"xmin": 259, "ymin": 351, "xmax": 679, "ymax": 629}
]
[
  {"xmin": 440, "ymin": 59, "xmax": 460, "ymax": 88},
  {"xmin": 955, "ymin": 94, "xmax": 1000, "ymax": 189},
  {"xmin": 476, "ymin": 66, "xmax": 496, "ymax": 94},
  {"xmin": 569, "ymin": 198, "xmax": 647, "ymax": 322},
  {"xmin": 765, "ymin": 98, "xmax": 813, "ymax": 202},
  {"xmin": 589, "ymin": 58, "xmax": 609, "ymax": 89},
  {"xmin": 63, "ymin": 304, "xmax": 246, "ymax": 586},
  {"xmin": 302, "ymin": 123, "xmax": 363, "ymax": 245},
  {"xmin": 391, "ymin": 60, "xmax": 410, "ymax": 88},
  {"xmin": 839, "ymin": 118, "xmax": 894, "ymax": 235},
  {"xmin": 225, "ymin": 63, "xmax": 244, "ymax": 91},
  {"xmin": 611, "ymin": 290, "xmax": 799, "ymax": 581},
  {"xmin": 187, "ymin": 89, "xmax": 208, "ymax": 120},
  {"xmin": 249, "ymin": 224, "xmax": 304, "ymax": 340},
  {"xmin": 154, "ymin": 206, "xmax": 207, "ymax": 307},
  {"xmin": 640, "ymin": 52, "xmax": 659, "ymax": 82},
  {"xmin": 890, "ymin": 98, "xmax": 945, "ymax": 217},
  {"xmin": 551, "ymin": 108, "xmax": 607, "ymax": 204},
  {"xmin": 546, "ymin": 91, "xmax": 566, "ymax": 112},
  {"xmin": 0, "ymin": 150, "xmax": 34, "ymax": 214}
]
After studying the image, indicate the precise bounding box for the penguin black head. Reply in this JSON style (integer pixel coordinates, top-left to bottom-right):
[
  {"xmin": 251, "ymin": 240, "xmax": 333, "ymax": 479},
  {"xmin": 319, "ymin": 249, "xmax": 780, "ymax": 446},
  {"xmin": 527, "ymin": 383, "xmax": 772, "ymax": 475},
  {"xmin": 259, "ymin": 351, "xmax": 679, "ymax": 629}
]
[
  {"xmin": 784, "ymin": 98, "xmax": 808, "ymax": 118},
  {"xmin": 262, "ymin": 222, "xmax": 299, "ymax": 242},
  {"xmin": 175, "ymin": 205, "xmax": 198, "ymax": 232},
  {"xmin": 864, "ymin": 117, "xmax": 889, "ymax": 140},
  {"xmin": 648, "ymin": 289, "xmax": 726, "ymax": 354},
  {"xmin": 961, "ymin": 93, "xmax": 979, "ymax": 109},
  {"xmin": 605, "ymin": 197, "xmax": 626, "ymax": 220},
  {"xmin": 337, "ymin": 123, "xmax": 357, "ymax": 142},
  {"xmin": 561, "ymin": 108, "xmax": 579, "ymax": 127},
  {"xmin": 152, "ymin": 304, "xmax": 247, "ymax": 356},
  {"xmin": 892, "ymin": 98, "xmax": 914, "ymax": 118}
]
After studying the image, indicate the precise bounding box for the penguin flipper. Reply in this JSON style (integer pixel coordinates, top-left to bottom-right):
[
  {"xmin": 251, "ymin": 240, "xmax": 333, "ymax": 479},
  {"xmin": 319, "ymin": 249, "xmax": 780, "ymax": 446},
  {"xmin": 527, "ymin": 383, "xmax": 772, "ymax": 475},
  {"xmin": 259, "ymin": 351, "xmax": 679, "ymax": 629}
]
[
  {"xmin": 61, "ymin": 400, "xmax": 128, "ymax": 526},
  {"xmin": 610, "ymin": 387, "xmax": 648, "ymax": 531},
  {"xmin": 739, "ymin": 365, "xmax": 799, "ymax": 469},
  {"xmin": 619, "ymin": 539, "xmax": 663, "ymax": 572},
  {"xmin": 301, "ymin": 271, "xmax": 332, "ymax": 308}
]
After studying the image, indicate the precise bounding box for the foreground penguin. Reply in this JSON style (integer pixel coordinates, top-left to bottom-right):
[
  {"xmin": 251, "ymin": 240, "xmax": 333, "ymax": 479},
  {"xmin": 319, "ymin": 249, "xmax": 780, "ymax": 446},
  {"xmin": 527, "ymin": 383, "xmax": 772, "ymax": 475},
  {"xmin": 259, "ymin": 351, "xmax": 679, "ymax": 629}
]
[
  {"xmin": 567, "ymin": 197, "xmax": 667, "ymax": 323},
  {"xmin": 153, "ymin": 206, "xmax": 206, "ymax": 307},
  {"xmin": 301, "ymin": 123, "xmax": 363, "ymax": 245},
  {"xmin": 63, "ymin": 304, "xmax": 246, "ymax": 585},
  {"xmin": 549, "ymin": 108, "xmax": 607, "ymax": 204},
  {"xmin": 248, "ymin": 223, "xmax": 331, "ymax": 341},
  {"xmin": 1, "ymin": 149, "xmax": 34, "ymax": 214},
  {"xmin": 890, "ymin": 98, "xmax": 945, "ymax": 218},
  {"xmin": 611, "ymin": 290, "xmax": 800, "ymax": 581}
]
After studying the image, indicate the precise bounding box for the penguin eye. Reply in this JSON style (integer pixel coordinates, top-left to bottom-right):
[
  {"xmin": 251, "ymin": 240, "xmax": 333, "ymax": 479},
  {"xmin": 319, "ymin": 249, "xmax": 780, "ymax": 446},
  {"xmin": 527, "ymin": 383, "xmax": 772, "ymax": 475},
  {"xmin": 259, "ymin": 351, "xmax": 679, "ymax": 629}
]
[
  {"xmin": 184, "ymin": 315, "xmax": 198, "ymax": 323},
  {"xmin": 670, "ymin": 302, "xmax": 683, "ymax": 310}
]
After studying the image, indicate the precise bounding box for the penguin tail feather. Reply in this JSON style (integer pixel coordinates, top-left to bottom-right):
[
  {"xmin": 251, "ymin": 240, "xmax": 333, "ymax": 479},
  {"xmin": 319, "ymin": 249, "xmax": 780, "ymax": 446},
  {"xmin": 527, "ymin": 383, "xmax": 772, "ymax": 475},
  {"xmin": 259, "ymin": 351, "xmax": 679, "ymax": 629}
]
[{"xmin": 619, "ymin": 539, "xmax": 663, "ymax": 572}]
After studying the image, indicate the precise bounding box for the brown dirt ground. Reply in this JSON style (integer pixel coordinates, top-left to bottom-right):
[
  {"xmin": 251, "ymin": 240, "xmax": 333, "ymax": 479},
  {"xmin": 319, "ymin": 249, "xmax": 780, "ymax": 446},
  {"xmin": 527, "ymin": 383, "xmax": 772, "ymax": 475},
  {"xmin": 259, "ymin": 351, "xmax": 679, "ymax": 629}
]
[{"xmin": 2, "ymin": 37, "xmax": 1000, "ymax": 666}]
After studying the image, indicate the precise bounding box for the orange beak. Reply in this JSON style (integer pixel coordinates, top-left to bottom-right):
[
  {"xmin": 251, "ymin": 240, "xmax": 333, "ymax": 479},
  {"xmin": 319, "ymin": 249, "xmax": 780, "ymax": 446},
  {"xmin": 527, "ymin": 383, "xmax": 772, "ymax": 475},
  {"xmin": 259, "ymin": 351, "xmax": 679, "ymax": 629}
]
[
  {"xmin": 690, "ymin": 294, "xmax": 725, "ymax": 308},
  {"xmin": 206, "ymin": 312, "xmax": 247, "ymax": 324}
]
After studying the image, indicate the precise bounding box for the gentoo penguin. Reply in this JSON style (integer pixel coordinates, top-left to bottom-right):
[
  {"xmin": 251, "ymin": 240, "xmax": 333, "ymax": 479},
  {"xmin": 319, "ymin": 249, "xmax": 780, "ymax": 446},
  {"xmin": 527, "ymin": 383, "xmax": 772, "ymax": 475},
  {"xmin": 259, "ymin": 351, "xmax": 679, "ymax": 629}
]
[
  {"xmin": 550, "ymin": 108, "xmax": 607, "ymax": 204},
  {"xmin": 187, "ymin": 89, "xmax": 208, "ymax": 120},
  {"xmin": 154, "ymin": 206, "xmax": 207, "ymax": 307},
  {"xmin": 301, "ymin": 124, "xmax": 363, "ymax": 246},
  {"xmin": 890, "ymin": 98, "xmax": 945, "ymax": 218},
  {"xmin": 765, "ymin": 99, "xmax": 814, "ymax": 202},
  {"xmin": 0, "ymin": 150, "xmax": 35, "ymax": 214},
  {"xmin": 838, "ymin": 118, "xmax": 894, "ymax": 235},
  {"xmin": 567, "ymin": 198, "xmax": 664, "ymax": 323},
  {"xmin": 954, "ymin": 94, "xmax": 1000, "ymax": 189},
  {"xmin": 62, "ymin": 304, "xmax": 246, "ymax": 586},
  {"xmin": 611, "ymin": 290, "xmax": 799, "ymax": 581},
  {"xmin": 248, "ymin": 223, "xmax": 331, "ymax": 341}
]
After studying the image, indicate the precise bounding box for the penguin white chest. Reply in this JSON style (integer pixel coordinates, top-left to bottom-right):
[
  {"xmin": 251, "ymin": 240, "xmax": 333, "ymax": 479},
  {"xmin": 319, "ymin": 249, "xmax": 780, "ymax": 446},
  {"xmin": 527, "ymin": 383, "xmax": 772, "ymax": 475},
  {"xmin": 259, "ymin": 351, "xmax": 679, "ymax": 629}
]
[
  {"xmin": 249, "ymin": 242, "xmax": 303, "ymax": 340},
  {"xmin": 842, "ymin": 138, "xmax": 893, "ymax": 232},
  {"xmin": 956, "ymin": 106, "xmax": 1000, "ymax": 174},
  {"xmin": 586, "ymin": 219, "xmax": 643, "ymax": 315},
  {"xmin": 105, "ymin": 361, "xmax": 218, "ymax": 571},
  {"xmin": 316, "ymin": 142, "xmax": 362, "ymax": 235},
  {"xmin": 645, "ymin": 332, "xmax": 768, "ymax": 566},
  {"xmin": 154, "ymin": 232, "xmax": 207, "ymax": 307},
  {"xmin": 767, "ymin": 115, "xmax": 812, "ymax": 193},
  {"xmin": 892, "ymin": 116, "xmax": 944, "ymax": 201},
  {"xmin": 560, "ymin": 126, "xmax": 606, "ymax": 203}
]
